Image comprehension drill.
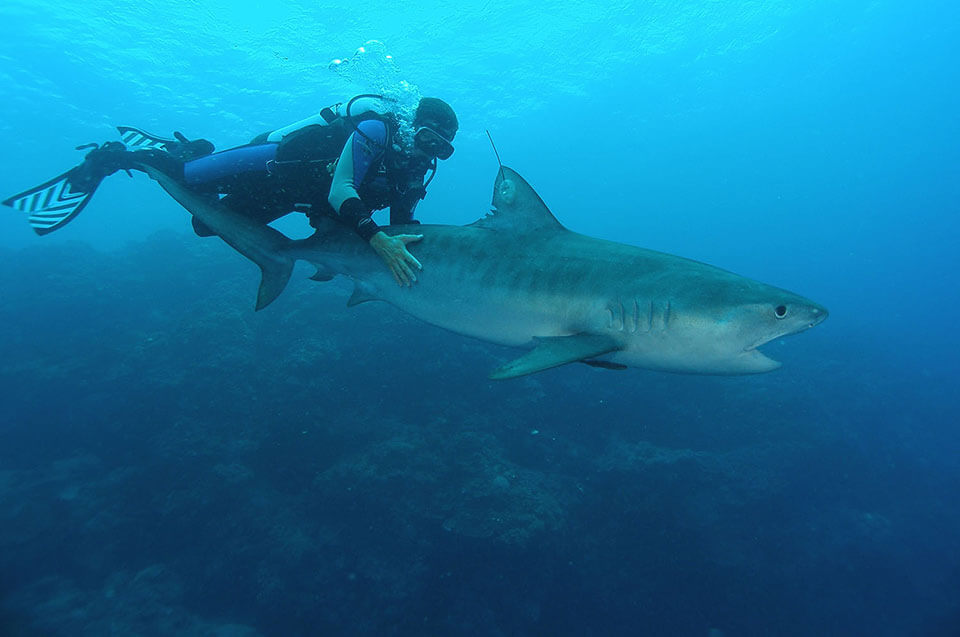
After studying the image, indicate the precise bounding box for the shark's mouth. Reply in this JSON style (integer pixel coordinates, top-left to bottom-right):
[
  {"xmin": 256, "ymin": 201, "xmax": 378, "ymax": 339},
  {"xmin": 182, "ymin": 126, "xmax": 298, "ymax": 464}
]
[
  {"xmin": 744, "ymin": 335, "xmax": 778, "ymax": 353},
  {"xmin": 744, "ymin": 310, "xmax": 828, "ymax": 356},
  {"xmin": 741, "ymin": 346, "xmax": 782, "ymax": 371},
  {"xmin": 741, "ymin": 310, "xmax": 827, "ymax": 371},
  {"xmin": 741, "ymin": 332, "xmax": 796, "ymax": 370}
]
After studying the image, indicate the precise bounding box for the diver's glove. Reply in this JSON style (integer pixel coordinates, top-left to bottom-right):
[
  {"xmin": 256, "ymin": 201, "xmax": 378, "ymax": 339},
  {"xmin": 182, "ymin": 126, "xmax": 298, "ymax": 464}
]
[{"xmin": 68, "ymin": 141, "xmax": 132, "ymax": 192}]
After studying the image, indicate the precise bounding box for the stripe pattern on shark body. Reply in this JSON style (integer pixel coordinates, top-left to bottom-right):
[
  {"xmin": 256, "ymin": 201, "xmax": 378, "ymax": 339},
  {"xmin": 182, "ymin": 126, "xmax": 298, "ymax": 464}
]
[{"xmin": 139, "ymin": 162, "xmax": 828, "ymax": 379}]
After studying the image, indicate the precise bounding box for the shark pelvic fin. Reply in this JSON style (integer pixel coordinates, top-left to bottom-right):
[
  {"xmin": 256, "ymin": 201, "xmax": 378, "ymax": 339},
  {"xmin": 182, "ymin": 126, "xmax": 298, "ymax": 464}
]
[
  {"xmin": 489, "ymin": 333, "xmax": 621, "ymax": 380},
  {"xmin": 347, "ymin": 284, "xmax": 378, "ymax": 307}
]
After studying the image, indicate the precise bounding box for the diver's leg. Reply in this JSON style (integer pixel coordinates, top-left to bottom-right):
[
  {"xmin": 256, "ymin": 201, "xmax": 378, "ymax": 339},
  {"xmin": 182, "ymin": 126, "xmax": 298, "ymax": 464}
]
[
  {"xmin": 70, "ymin": 139, "xmax": 286, "ymax": 239},
  {"xmin": 68, "ymin": 135, "xmax": 216, "ymax": 191},
  {"xmin": 4, "ymin": 134, "xmax": 215, "ymax": 235},
  {"xmin": 77, "ymin": 139, "xmax": 280, "ymax": 197},
  {"xmin": 183, "ymin": 144, "xmax": 289, "ymax": 237},
  {"xmin": 181, "ymin": 144, "xmax": 278, "ymax": 190}
]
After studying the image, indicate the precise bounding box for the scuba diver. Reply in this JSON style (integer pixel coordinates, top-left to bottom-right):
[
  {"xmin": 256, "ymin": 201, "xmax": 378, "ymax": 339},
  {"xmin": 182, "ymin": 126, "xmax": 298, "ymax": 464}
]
[{"xmin": 2, "ymin": 95, "xmax": 459, "ymax": 286}]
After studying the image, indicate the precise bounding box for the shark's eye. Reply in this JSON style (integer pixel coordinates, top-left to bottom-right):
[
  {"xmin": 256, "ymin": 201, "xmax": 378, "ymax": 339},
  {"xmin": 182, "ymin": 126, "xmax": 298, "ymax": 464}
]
[{"xmin": 774, "ymin": 305, "xmax": 788, "ymax": 319}]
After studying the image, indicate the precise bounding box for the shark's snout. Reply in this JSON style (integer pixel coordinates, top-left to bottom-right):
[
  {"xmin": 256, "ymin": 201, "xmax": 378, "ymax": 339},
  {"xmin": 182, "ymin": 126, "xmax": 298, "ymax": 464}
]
[
  {"xmin": 808, "ymin": 305, "xmax": 828, "ymax": 328},
  {"xmin": 743, "ymin": 302, "xmax": 828, "ymax": 356}
]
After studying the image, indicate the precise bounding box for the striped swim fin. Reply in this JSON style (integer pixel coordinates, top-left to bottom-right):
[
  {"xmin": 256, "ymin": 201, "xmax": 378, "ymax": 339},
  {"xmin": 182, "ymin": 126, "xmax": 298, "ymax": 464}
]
[
  {"xmin": 5, "ymin": 127, "xmax": 207, "ymax": 235},
  {"xmin": 2, "ymin": 169, "xmax": 100, "ymax": 236},
  {"xmin": 4, "ymin": 127, "xmax": 170, "ymax": 235},
  {"xmin": 116, "ymin": 125, "xmax": 178, "ymax": 151}
]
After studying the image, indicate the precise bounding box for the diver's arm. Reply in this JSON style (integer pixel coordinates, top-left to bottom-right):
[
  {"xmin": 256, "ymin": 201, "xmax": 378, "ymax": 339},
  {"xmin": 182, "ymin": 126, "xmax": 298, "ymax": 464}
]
[
  {"xmin": 328, "ymin": 128, "xmax": 382, "ymax": 240},
  {"xmin": 328, "ymin": 124, "xmax": 423, "ymax": 286},
  {"xmin": 339, "ymin": 194, "xmax": 422, "ymax": 286}
]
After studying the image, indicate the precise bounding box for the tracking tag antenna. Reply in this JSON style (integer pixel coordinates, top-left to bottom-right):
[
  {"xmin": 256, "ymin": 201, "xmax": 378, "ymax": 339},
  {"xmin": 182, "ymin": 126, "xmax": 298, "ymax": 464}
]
[{"xmin": 486, "ymin": 130, "xmax": 503, "ymax": 168}]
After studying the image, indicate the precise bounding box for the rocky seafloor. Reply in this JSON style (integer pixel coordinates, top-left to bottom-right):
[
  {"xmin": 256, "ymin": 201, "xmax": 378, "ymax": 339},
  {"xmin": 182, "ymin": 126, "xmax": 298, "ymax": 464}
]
[{"xmin": 1, "ymin": 232, "xmax": 957, "ymax": 636}]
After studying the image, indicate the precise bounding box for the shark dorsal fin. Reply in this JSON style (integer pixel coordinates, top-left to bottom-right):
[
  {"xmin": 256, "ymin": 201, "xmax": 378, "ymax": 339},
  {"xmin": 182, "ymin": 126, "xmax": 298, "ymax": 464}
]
[{"xmin": 471, "ymin": 166, "xmax": 566, "ymax": 233}]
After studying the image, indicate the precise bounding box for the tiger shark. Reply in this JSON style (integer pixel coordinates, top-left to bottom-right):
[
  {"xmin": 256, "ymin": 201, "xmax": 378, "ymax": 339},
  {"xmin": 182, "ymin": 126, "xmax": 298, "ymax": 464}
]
[{"xmin": 139, "ymin": 163, "xmax": 827, "ymax": 379}]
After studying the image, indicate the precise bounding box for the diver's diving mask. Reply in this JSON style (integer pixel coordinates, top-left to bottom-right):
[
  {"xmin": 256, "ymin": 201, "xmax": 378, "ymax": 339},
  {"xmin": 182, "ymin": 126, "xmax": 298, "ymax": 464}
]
[{"xmin": 414, "ymin": 126, "xmax": 455, "ymax": 160}]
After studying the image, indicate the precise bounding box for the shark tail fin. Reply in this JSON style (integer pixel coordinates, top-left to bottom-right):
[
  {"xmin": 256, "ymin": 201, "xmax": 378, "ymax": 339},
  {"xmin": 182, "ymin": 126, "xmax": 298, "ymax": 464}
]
[
  {"xmin": 137, "ymin": 162, "xmax": 296, "ymax": 311},
  {"xmin": 255, "ymin": 257, "xmax": 294, "ymax": 311}
]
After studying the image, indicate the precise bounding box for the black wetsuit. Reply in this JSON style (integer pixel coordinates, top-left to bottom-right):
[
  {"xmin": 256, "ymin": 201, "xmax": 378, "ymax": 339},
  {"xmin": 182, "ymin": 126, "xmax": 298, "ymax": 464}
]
[{"xmin": 175, "ymin": 113, "xmax": 433, "ymax": 238}]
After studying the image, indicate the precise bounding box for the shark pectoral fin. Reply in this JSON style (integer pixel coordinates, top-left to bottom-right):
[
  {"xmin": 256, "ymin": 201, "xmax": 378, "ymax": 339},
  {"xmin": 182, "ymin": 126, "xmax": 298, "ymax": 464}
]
[
  {"xmin": 581, "ymin": 359, "xmax": 627, "ymax": 370},
  {"xmin": 489, "ymin": 333, "xmax": 622, "ymax": 380}
]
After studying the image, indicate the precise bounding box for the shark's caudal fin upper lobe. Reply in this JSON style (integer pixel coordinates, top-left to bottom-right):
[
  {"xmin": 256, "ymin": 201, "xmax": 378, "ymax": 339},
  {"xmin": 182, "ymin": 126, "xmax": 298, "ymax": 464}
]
[{"xmin": 138, "ymin": 164, "xmax": 294, "ymax": 311}]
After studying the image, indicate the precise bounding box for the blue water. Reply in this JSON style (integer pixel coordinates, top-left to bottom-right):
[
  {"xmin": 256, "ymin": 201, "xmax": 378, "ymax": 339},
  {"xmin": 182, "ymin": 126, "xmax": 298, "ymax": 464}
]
[{"xmin": 1, "ymin": 1, "xmax": 958, "ymax": 635}]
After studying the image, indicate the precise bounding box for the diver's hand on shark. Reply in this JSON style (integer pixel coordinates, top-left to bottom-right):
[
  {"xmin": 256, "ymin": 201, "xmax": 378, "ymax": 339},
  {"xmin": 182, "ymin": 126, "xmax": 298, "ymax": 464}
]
[{"xmin": 370, "ymin": 231, "xmax": 423, "ymax": 286}]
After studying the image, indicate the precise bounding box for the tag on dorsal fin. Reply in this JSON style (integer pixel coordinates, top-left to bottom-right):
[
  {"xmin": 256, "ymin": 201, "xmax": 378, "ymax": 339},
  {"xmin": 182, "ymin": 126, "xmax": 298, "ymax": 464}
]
[
  {"xmin": 489, "ymin": 333, "xmax": 621, "ymax": 380},
  {"xmin": 470, "ymin": 166, "xmax": 566, "ymax": 233}
]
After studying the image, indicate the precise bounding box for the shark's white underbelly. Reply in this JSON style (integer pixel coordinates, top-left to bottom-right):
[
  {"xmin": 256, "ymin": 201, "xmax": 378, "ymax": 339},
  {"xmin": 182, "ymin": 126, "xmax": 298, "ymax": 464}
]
[{"xmin": 376, "ymin": 277, "xmax": 591, "ymax": 347}]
